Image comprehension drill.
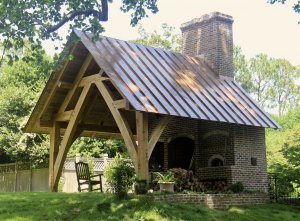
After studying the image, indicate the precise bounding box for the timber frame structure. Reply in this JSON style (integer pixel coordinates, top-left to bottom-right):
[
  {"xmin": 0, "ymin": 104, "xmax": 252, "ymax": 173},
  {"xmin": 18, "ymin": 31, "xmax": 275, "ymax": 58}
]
[
  {"xmin": 25, "ymin": 25, "xmax": 279, "ymax": 192},
  {"xmin": 25, "ymin": 40, "xmax": 170, "ymax": 191},
  {"xmin": 37, "ymin": 68, "xmax": 169, "ymax": 191}
]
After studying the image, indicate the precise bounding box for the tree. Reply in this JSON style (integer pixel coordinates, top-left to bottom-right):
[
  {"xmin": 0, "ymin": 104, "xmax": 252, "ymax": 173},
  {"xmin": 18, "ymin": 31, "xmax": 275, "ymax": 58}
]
[
  {"xmin": 0, "ymin": 42, "xmax": 53, "ymax": 164},
  {"xmin": 233, "ymin": 46, "xmax": 252, "ymax": 92},
  {"xmin": 0, "ymin": 0, "xmax": 158, "ymax": 65},
  {"xmin": 68, "ymin": 137, "xmax": 127, "ymax": 158},
  {"xmin": 131, "ymin": 23, "xmax": 182, "ymax": 53},
  {"xmin": 233, "ymin": 48, "xmax": 300, "ymax": 114},
  {"xmin": 266, "ymin": 107, "xmax": 300, "ymax": 193},
  {"xmin": 269, "ymin": 0, "xmax": 300, "ymax": 16},
  {"xmin": 269, "ymin": 59, "xmax": 300, "ymax": 115},
  {"xmin": 248, "ymin": 54, "xmax": 275, "ymax": 108}
]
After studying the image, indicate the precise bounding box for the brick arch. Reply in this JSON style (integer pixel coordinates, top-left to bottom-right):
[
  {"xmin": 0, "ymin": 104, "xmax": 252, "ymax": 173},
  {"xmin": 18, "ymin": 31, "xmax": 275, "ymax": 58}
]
[
  {"xmin": 167, "ymin": 136, "xmax": 195, "ymax": 170},
  {"xmin": 202, "ymin": 130, "xmax": 229, "ymax": 140},
  {"xmin": 201, "ymin": 129, "xmax": 234, "ymax": 167},
  {"xmin": 167, "ymin": 134, "xmax": 195, "ymax": 144},
  {"xmin": 208, "ymin": 154, "xmax": 225, "ymax": 167}
]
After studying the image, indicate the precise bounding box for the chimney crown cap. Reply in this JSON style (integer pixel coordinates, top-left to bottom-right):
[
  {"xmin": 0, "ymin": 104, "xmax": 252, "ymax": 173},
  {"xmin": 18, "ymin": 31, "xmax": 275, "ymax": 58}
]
[{"xmin": 180, "ymin": 12, "xmax": 233, "ymax": 31}]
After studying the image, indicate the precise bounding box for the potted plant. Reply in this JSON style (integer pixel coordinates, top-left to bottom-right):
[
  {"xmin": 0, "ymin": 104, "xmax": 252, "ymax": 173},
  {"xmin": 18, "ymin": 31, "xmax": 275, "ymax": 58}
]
[{"xmin": 154, "ymin": 172, "xmax": 175, "ymax": 192}]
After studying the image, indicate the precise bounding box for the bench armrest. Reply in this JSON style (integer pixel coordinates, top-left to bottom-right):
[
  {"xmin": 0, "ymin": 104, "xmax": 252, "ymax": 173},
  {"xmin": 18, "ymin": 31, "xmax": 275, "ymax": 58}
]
[{"xmin": 90, "ymin": 174, "xmax": 102, "ymax": 178}]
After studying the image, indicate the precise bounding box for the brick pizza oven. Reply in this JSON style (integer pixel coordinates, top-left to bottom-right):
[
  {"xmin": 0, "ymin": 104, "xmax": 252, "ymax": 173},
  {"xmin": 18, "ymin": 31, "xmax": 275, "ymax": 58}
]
[{"xmin": 148, "ymin": 12, "xmax": 270, "ymax": 193}]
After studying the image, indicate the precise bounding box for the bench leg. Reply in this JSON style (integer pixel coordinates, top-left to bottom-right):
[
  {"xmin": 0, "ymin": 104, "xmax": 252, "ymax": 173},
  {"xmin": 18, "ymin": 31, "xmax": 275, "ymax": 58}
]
[{"xmin": 100, "ymin": 175, "xmax": 103, "ymax": 193}]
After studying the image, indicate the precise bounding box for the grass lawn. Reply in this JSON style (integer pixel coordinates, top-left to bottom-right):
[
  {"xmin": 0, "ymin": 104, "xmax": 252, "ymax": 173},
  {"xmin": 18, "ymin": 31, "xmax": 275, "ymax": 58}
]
[{"xmin": 0, "ymin": 192, "xmax": 299, "ymax": 221}]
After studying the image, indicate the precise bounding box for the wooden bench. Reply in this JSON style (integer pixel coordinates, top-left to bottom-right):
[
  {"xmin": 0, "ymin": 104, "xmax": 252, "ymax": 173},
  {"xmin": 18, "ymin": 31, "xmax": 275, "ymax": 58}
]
[{"xmin": 75, "ymin": 162, "xmax": 103, "ymax": 192}]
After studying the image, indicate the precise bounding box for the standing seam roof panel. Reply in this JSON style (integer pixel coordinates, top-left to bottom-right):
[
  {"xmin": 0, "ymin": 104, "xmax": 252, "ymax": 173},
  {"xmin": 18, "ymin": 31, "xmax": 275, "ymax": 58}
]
[
  {"xmin": 99, "ymin": 37, "xmax": 166, "ymax": 114},
  {"xmin": 154, "ymin": 48, "xmax": 215, "ymax": 120},
  {"xmin": 147, "ymin": 46, "xmax": 208, "ymax": 119},
  {"xmin": 125, "ymin": 41, "xmax": 190, "ymax": 117},
  {"xmin": 114, "ymin": 39, "xmax": 180, "ymax": 116},
  {"xmin": 188, "ymin": 56, "xmax": 255, "ymax": 126},
  {"xmin": 74, "ymin": 30, "xmax": 280, "ymax": 129}
]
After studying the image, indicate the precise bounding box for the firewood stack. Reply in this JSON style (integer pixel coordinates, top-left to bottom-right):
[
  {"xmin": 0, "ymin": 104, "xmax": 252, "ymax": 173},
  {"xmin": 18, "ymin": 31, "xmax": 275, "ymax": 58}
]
[
  {"xmin": 168, "ymin": 168, "xmax": 204, "ymax": 192},
  {"xmin": 200, "ymin": 179, "xmax": 228, "ymax": 192}
]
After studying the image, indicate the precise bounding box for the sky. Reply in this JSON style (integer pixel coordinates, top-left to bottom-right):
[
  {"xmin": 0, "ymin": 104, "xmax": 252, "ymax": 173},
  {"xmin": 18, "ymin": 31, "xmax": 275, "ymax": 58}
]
[{"xmin": 43, "ymin": 0, "xmax": 300, "ymax": 65}]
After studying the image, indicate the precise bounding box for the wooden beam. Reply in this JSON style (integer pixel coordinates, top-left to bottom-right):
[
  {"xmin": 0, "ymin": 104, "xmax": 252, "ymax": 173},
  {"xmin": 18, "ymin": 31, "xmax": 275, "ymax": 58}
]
[
  {"xmin": 78, "ymin": 124, "xmax": 120, "ymax": 133},
  {"xmin": 113, "ymin": 99, "xmax": 129, "ymax": 110},
  {"xmin": 136, "ymin": 111, "xmax": 149, "ymax": 181},
  {"xmin": 54, "ymin": 110, "xmax": 73, "ymax": 122},
  {"xmin": 80, "ymin": 92, "xmax": 98, "ymax": 124},
  {"xmin": 78, "ymin": 73, "xmax": 101, "ymax": 87},
  {"xmin": 58, "ymin": 54, "xmax": 93, "ymax": 113},
  {"xmin": 38, "ymin": 45, "xmax": 77, "ymax": 119},
  {"xmin": 94, "ymin": 80, "xmax": 138, "ymax": 169},
  {"xmin": 100, "ymin": 77, "xmax": 110, "ymax": 81},
  {"xmin": 49, "ymin": 122, "xmax": 61, "ymax": 192},
  {"xmin": 53, "ymin": 83, "xmax": 93, "ymax": 188},
  {"xmin": 57, "ymin": 81, "xmax": 73, "ymax": 89},
  {"xmin": 148, "ymin": 116, "xmax": 171, "ymax": 160}
]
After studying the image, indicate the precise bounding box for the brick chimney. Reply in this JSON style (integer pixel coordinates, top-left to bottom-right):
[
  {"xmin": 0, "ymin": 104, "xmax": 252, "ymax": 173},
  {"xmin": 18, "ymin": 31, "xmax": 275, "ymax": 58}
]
[{"xmin": 180, "ymin": 12, "xmax": 234, "ymax": 80}]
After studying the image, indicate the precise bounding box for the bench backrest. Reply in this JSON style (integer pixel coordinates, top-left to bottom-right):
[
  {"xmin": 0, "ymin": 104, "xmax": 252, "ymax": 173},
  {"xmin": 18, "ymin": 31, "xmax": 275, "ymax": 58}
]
[{"xmin": 75, "ymin": 162, "xmax": 91, "ymax": 180}]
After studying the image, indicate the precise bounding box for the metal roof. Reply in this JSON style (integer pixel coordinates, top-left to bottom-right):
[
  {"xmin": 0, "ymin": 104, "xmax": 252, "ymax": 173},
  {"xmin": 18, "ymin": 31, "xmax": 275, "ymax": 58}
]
[{"xmin": 74, "ymin": 29, "xmax": 280, "ymax": 129}]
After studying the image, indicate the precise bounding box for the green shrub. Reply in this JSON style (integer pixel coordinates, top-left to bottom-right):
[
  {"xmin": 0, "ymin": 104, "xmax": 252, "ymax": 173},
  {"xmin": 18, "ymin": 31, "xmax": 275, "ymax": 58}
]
[
  {"xmin": 104, "ymin": 154, "xmax": 135, "ymax": 198},
  {"xmin": 227, "ymin": 182, "xmax": 245, "ymax": 193}
]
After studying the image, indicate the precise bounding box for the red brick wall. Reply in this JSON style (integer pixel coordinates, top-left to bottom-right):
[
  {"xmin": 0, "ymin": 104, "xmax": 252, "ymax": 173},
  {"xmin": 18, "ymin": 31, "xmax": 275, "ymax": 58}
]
[
  {"xmin": 149, "ymin": 115, "xmax": 268, "ymax": 193},
  {"xmin": 231, "ymin": 125, "xmax": 268, "ymax": 192},
  {"xmin": 180, "ymin": 12, "xmax": 234, "ymax": 79},
  {"xmin": 147, "ymin": 193, "xmax": 270, "ymax": 209}
]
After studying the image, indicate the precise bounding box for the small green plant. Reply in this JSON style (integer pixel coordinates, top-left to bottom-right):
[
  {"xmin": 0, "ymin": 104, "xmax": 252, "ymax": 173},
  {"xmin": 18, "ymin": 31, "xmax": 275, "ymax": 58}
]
[
  {"xmin": 227, "ymin": 182, "xmax": 245, "ymax": 193},
  {"xmin": 154, "ymin": 172, "xmax": 175, "ymax": 183},
  {"xmin": 104, "ymin": 154, "xmax": 135, "ymax": 198}
]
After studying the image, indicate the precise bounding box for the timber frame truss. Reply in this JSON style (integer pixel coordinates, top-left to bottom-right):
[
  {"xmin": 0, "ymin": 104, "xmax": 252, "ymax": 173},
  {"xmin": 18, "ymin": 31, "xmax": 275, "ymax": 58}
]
[{"xmin": 47, "ymin": 54, "xmax": 170, "ymax": 191}]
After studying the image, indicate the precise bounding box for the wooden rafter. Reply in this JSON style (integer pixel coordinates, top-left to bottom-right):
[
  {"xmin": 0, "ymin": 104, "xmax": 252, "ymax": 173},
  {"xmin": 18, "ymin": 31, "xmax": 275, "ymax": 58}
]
[
  {"xmin": 79, "ymin": 73, "xmax": 102, "ymax": 87},
  {"xmin": 38, "ymin": 45, "xmax": 77, "ymax": 119},
  {"xmin": 94, "ymin": 80, "xmax": 138, "ymax": 169},
  {"xmin": 53, "ymin": 83, "xmax": 93, "ymax": 187},
  {"xmin": 54, "ymin": 110, "xmax": 73, "ymax": 122},
  {"xmin": 78, "ymin": 125, "xmax": 120, "ymax": 133},
  {"xmin": 80, "ymin": 91, "xmax": 98, "ymax": 123},
  {"xmin": 113, "ymin": 99, "xmax": 129, "ymax": 110},
  {"xmin": 148, "ymin": 116, "xmax": 171, "ymax": 160},
  {"xmin": 58, "ymin": 54, "xmax": 93, "ymax": 113},
  {"xmin": 57, "ymin": 81, "xmax": 73, "ymax": 89}
]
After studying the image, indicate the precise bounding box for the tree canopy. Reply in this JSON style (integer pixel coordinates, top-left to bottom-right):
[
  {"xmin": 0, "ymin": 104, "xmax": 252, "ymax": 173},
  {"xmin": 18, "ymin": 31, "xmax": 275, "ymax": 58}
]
[
  {"xmin": 0, "ymin": 0, "xmax": 159, "ymax": 65},
  {"xmin": 233, "ymin": 46, "xmax": 300, "ymax": 116},
  {"xmin": 131, "ymin": 24, "xmax": 182, "ymax": 52},
  {"xmin": 0, "ymin": 42, "xmax": 53, "ymax": 164},
  {"xmin": 266, "ymin": 107, "xmax": 300, "ymax": 192},
  {"xmin": 269, "ymin": 0, "xmax": 300, "ymax": 14}
]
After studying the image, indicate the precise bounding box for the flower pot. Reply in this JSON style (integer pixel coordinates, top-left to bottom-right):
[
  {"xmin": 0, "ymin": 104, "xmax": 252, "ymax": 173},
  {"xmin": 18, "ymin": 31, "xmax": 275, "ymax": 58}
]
[
  {"xmin": 134, "ymin": 179, "xmax": 148, "ymax": 194},
  {"xmin": 159, "ymin": 182, "xmax": 175, "ymax": 192}
]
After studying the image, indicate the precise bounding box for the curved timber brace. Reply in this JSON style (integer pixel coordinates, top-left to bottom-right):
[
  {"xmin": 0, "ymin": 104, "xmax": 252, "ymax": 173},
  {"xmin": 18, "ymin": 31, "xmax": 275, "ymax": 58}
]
[{"xmin": 95, "ymin": 76, "xmax": 171, "ymax": 181}]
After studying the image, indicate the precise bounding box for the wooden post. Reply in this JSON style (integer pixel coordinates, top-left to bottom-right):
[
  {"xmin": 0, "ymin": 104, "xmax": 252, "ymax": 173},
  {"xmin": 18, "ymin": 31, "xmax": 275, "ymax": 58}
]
[
  {"xmin": 14, "ymin": 162, "xmax": 18, "ymax": 192},
  {"xmin": 136, "ymin": 111, "xmax": 149, "ymax": 181},
  {"xmin": 49, "ymin": 122, "xmax": 61, "ymax": 192},
  {"xmin": 53, "ymin": 83, "xmax": 93, "ymax": 189},
  {"xmin": 29, "ymin": 162, "xmax": 33, "ymax": 192}
]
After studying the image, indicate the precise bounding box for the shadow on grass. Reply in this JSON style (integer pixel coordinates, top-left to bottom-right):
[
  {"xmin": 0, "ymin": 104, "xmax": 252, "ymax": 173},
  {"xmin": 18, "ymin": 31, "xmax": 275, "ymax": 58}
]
[
  {"xmin": 96, "ymin": 196, "xmax": 210, "ymax": 221},
  {"xmin": 0, "ymin": 193, "xmax": 299, "ymax": 221}
]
